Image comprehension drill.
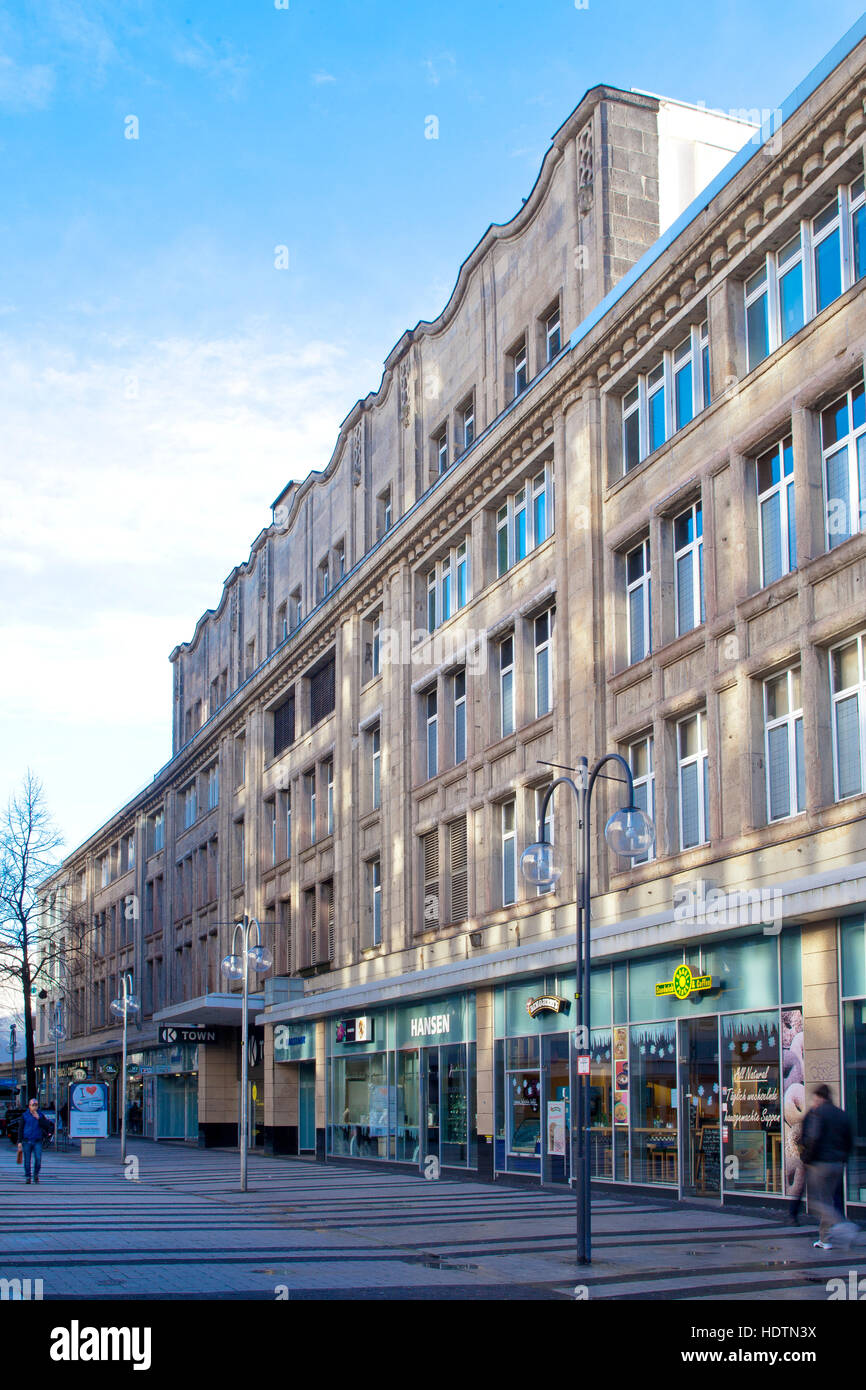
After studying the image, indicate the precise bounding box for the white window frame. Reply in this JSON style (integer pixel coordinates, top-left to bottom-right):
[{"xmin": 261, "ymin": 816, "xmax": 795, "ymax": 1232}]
[
  {"xmin": 371, "ymin": 858, "xmax": 382, "ymax": 946},
  {"xmin": 673, "ymin": 500, "xmax": 704, "ymax": 636},
  {"xmin": 371, "ymin": 613, "xmax": 381, "ymax": 677},
  {"xmin": 512, "ymin": 338, "xmax": 528, "ymax": 397},
  {"xmin": 153, "ymin": 811, "xmax": 164, "ymax": 853},
  {"xmin": 621, "ymin": 321, "xmax": 709, "ymax": 474},
  {"xmin": 426, "ymin": 536, "xmax": 470, "ymax": 632},
  {"xmin": 425, "ymin": 688, "xmax": 438, "ymax": 780},
  {"xmin": 763, "ymin": 668, "xmax": 805, "ymax": 822},
  {"xmin": 757, "ymin": 435, "xmax": 796, "ymax": 586},
  {"xmin": 325, "ymin": 759, "xmax": 334, "ymax": 836},
  {"xmin": 371, "ymin": 725, "xmax": 381, "ymax": 810},
  {"xmin": 460, "ymin": 395, "xmax": 475, "ymax": 452},
  {"xmin": 677, "ymin": 711, "xmax": 709, "ymax": 850},
  {"xmin": 535, "ymin": 786, "xmax": 554, "ymax": 895},
  {"xmin": 545, "ymin": 305, "xmax": 561, "ymax": 362},
  {"xmin": 822, "ymin": 380, "xmax": 866, "ymax": 552},
  {"xmin": 183, "ymin": 783, "xmax": 197, "ymax": 830},
  {"xmin": 628, "ymin": 735, "xmax": 655, "ymax": 864},
  {"xmin": 499, "ymin": 634, "xmax": 515, "ymax": 738},
  {"xmin": 496, "ymin": 465, "xmax": 552, "ymax": 576},
  {"xmin": 626, "ymin": 537, "xmax": 651, "ymax": 665},
  {"xmin": 268, "ymin": 799, "xmax": 277, "ymax": 866},
  {"xmin": 453, "ymin": 669, "xmax": 467, "ymax": 765},
  {"xmin": 501, "ymin": 799, "xmax": 517, "ymax": 906},
  {"xmin": 306, "ymin": 770, "xmax": 317, "ymax": 845},
  {"xmin": 830, "ymin": 631, "xmax": 866, "ymax": 802},
  {"xmin": 850, "ymin": 173, "xmax": 865, "ymax": 282},
  {"xmin": 436, "ymin": 424, "xmax": 448, "ymax": 476},
  {"xmin": 534, "ymin": 608, "xmax": 555, "ymax": 718}
]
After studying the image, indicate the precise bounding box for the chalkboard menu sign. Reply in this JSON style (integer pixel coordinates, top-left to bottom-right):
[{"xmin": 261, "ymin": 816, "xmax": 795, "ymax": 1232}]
[{"xmin": 699, "ymin": 1124, "xmax": 721, "ymax": 1190}]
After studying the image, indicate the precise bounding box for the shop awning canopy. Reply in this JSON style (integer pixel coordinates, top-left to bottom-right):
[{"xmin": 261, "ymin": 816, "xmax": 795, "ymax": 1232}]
[{"xmin": 153, "ymin": 993, "xmax": 264, "ymax": 1027}]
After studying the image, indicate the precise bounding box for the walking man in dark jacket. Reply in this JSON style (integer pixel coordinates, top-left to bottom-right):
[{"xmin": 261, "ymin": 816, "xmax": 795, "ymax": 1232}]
[
  {"xmin": 16, "ymin": 1098, "xmax": 54, "ymax": 1185},
  {"xmin": 801, "ymin": 1084, "xmax": 855, "ymax": 1249}
]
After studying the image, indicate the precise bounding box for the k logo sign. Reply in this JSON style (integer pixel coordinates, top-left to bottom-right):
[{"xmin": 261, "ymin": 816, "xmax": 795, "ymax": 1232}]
[{"xmin": 165, "ymin": 1028, "xmax": 178, "ymax": 1043}]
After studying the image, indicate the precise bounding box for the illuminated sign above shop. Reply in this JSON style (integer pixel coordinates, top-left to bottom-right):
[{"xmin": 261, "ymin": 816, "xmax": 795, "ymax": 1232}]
[
  {"xmin": 336, "ymin": 1017, "xmax": 374, "ymax": 1043},
  {"xmin": 526, "ymin": 995, "xmax": 570, "ymax": 1019},
  {"xmin": 655, "ymin": 965, "xmax": 720, "ymax": 1000}
]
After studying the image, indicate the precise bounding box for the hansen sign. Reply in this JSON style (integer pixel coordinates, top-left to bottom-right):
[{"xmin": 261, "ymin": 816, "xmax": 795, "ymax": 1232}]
[{"xmin": 158, "ymin": 1025, "xmax": 223, "ymax": 1045}]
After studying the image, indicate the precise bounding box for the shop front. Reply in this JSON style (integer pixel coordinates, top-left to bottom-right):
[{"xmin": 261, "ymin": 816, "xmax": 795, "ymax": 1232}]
[
  {"xmin": 327, "ymin": 993, "xmax": 477, "ymax": 1172},
  {"xmin": 132, "ymin": 1043, "xmax": 199, "ymax": 1140},
  {"xmin": 841, "ymin": 915, "xmax": 866, "ymax": 1213},
  {"xmin": 495, "ymin": 929, "xmax": 805, "ymax": 1205}
]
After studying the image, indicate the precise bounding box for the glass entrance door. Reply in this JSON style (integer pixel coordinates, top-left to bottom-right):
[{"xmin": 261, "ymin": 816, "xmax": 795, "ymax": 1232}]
[
  {"xmin": 299, "ymin": 1061, "xmax": 315, "ymax": 1151},
  {"xmin": 422, "ymin": 1049, "xmax": 440, "ymax": 1167},
  {"xmin": 678, "ymin": 1016, "xmax": 721, "ymax": 1197}
]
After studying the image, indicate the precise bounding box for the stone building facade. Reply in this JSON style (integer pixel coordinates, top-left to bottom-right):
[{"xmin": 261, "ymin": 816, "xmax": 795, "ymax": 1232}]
[{"xmin": 24, "ymin": 22, "xmax": 866, "ymax": 1208}]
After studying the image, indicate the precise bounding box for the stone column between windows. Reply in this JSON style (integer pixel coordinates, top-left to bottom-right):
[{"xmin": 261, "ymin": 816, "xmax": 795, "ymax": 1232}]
[
  {"xmin": 707, "ymin": 277, "xmax": 745, "ymax": 402},
  {"xmin": 197, "ymin": 1038, "xmax": 239, "ymax": 1145},
  {"xmin": 801, "ymin": 921, "xmax": 840, "ymax": 1096},
  {"xmin": 475, "ymin": 986, "xmax": 494, "ymax": 1179},
  {"xmin": 314, "ymin": 1019, "xmax": 327, "ymax": 1157},
  {"xmin": 263, "ymin": 1025, "xmax": 298, "ymax": 1155},
  {"xmin": 791, "ymin": 405, "xmax": 824, "ymax": 570}
]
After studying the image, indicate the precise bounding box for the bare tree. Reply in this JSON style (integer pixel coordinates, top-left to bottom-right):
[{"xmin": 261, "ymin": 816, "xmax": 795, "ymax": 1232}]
[{"xmin": 0, "ymin": 772, "xmax": 84, "ymax": 1098}]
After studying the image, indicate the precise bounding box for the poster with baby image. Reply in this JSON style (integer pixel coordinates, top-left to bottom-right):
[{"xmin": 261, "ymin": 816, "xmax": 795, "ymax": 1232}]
[{"xmin": 781, "ymin": 1009, "xmax": 805, "ymax": 1198}]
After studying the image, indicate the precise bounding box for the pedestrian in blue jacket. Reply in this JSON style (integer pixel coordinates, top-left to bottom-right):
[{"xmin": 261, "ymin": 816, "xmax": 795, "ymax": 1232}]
[{"xmin": 16, "ymin": 1098, "xmax": 54, "ymax": 1184}]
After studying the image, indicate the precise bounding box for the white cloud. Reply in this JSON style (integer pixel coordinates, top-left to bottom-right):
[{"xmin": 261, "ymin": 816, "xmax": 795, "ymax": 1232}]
[
  {"xmin": 423, "ymin": 53, "xmax": 457, "ymax": 87},
  {"xmin": 172, "ymin": 34, "xmax": 250, "ymax": 99},
  {"xmin": 311, "ymin": 71, "xmax": 336, "ymax": 86}
]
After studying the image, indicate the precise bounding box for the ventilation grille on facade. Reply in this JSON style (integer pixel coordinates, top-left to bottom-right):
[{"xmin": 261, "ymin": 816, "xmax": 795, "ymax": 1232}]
[{"xmin": 449, "ymin": 818, "xmax": 468, "ymax": 924}]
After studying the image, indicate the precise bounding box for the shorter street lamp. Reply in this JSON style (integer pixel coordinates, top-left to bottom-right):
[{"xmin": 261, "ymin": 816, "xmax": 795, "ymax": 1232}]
[
  {"xmin": 110, "ymin": 974, "xmax": 140, "ymax": 1163},
  {"xmin": 221, "ymin": 917, "xmax": 272, "ymax": 1192},
  {"xmin": 520, "ymin": 755, "xmax": 654, "ymax": 1266},
  {"xmin": 48, "ymin": 1004, "xmax": 65, "ymax": 1120}
]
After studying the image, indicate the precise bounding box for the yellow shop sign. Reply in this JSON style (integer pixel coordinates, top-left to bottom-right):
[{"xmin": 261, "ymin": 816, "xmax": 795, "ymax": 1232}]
[{"xmin": 655, "ymin": 964, "xmax": 717, "ymax": 1000}]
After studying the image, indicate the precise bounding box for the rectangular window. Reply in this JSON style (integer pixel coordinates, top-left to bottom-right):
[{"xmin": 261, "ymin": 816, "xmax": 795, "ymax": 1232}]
[
  {"xmin": 309, "ymin": 655, "xmax": 336, "ymax": 726},
  {"xmin": 757, "ymin": 436, "xmax": 796, "ymax": 585},
  {"xmin": 234, "ymin": 819, "xmax": 245, "ymax": 885},
  {"xmin": 646, "ymin": 361, "xmax": 666, "ymax": 453},
  {"xmin": 285, "ymin": 787, "xmax": 292, "ymax": 860},
  {"xmin": 335, "ymin": 540, "xmax": 346, "ymax": 580},
  {"xmin": 496, "ymin": 467, "xmax": 551, "ymax": 574},
  {"xmin": 812, "ymin": 193, "xmax": 843, "ymax": 312},
  {"xmin": 235, "ymin": 734, "xmax": 246, "ymax": 787},
  {"xmin": 823, "ymin": 380, "xmax": 866, "ymax": 550},
  {"xmin": 425, "ymin": 538, "xmax": 470, "ymax": 631},
  {"xmin": 512, "ymin": 338, "xmax": 528, "ymax": 397},
  {"xmin": 245, "ymin": 639, "xmax": 256, "ymax": 680},
  {"xmin": 673, "ymin": 500, "xmax": 704, "ymax": 635},
  {"xmin": 370, "ymin": 858, "xmax": 382, "ymax": 946},
  {"xmin": 628, "ymin": 736, "xmax": 655, "ymax": 864},
  {"xmin": 152, "ymin": 811, "xmax": 164, "ymax": 854},
  {"xmin": 453, "ymin": 669, "xmax": 467, "ymax": 765},
  {"xmin": 377, "ymin": 487, "xmax": 392, "ymax": 540},
  {"xmin": 435, "ymin": 425, "xmax": 448, "ymax": 476},
  {"xmin": 273, "ymin": 691, "xmax": 296, "ymax": 756},
  {"xmin": 545, "ymin": 305, "xmax": 561, "ymax": 361},
  {"xmin": 460, "ymin": 395, "xmax": 475, "ymax": 452},
  {"xmin": 449, "ymin": 818, "xmax": 468, "ymax": 923},
  {"xmin": 422, "ymin": 829, "xmax": 439, "ymax": 930},
  {"xmin": 325, "ymin": 758, "xmax": 334, "ymax": 836},
  {"xmin": 626, "ymin": 538, "xmax": 651, "ymax": 665},
  {"xmin": 499, "ymin": 635, "xmax": 515, "ymax": 737},
  {"xmin": 207, "ymin": 763, "xmax": 219, "ymax": 810},
  {"xmin": 677, "ymin": 711, "xmax": 709, "ymax": 850},
  {"xmin": 831, "ymin": 633, "xmax": 866, "ymax": 801},
  {"xmin": 745, "ymin": 264, "xmax": 770, "ymax": 370},
  {"xmin": 673, "ymin": 335, "xmax": 693, "ymax": 431},
  {"xmin": 622, "ymin": 386, "xmax": 640, "ymax": 473},
  {"xmin": 306, "ymin": 771, "xmax": 317, "ymax": 845},
  {"xmin": 183, "ymin": 782, "xmax": 197, "ymax": 830},
  {"xmin": 777, "ymin": 230, "xmax": 805, "ymax": 342},
  {"xmin": 290, "ymin": 588, "xmax": 302, "ymax": 630},
  {"xmin": 851, "ymin": 174, "xmax": 865, "ymax": 283},
  {"xmin": 317, "ymin": 557, "xmax": 330, "ymax": 601},
  {"xmin": 501, "ymin": 800, "xmax": 516, "ymax": 906},
  {"xmin": 371, "ymin": 614, "xmax": 380, "ymax": 678},
  {"xmin": 267, "ymin": 799, "xmax": 277, "ymax": 866},
  {"xmin": 425, "ymin": 688, "xmax": 438, "ymax": 780},
  {"xmin": 127, "ymin": 833, "xmax": 135, "ymax": 872},
  {"xmin": 371, "ymin": 725, "xmax": 381, "ymax": 810},
  {"xmin": 534, "ymin": 608, "xmax": 554, "ymax": 717},
  {"xmin": 535, "ymin": 786, "xmax": 554, "ymax": 895},
  {"xmin": 620, "ymin": 322, "xmax": 709, "ymax": 473},
  {"xmin": 764, "ymin": 668, "xmax": 805, "ymax": 821}
]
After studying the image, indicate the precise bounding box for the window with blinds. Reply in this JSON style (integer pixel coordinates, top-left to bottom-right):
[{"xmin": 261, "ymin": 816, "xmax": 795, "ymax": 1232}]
[
  {"xmin": 421, "ymin": 829, "xmax": 439, "ymax": 931},
  {"xmin": 764, "ymin": 669, "xmax": 805, "ymax": 821},
  {"xmin": 449, "ymin": 818, "xmax": 468, "ymax": 924},
  {"xmin": 312, "ymin": 879, "xmax": 334, "ymax": 964},
  {"xmin": 831, "ymin": 633, "xmax": 866, "ymax": 800},
  {"xmin": 757, "ymin": 437, "xmax": 796, "ymax": 586},
  {"xmin": 273, "ymin": 690, "xmax": 296, "ymax": 756},
  {"xmin": 309, "ymin": 655, "xmax": 336, "ymax": 727}
]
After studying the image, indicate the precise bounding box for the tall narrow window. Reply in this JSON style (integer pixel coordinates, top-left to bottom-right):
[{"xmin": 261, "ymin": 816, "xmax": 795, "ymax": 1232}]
[
  {"xmin": 626, "ymin": 538, "xmax": 651, "ymax": 665},
  {"xmin": 497, "ymin": 504, "xmax": 509, "ymax": 576},
  {"xmin": 456, "ymin": 540, "xmax": 468, "ymax": 611},
  {"xmin": 501, "ymin": 800, "xmax": 516, "ymax": 906},
  {"xmin": 677, "ymin": 711, "xmax": 709, "ymax": 850},
  {"xmin": 812, "ymin": 193, "xmax": 843, "ymax": 313},
  {"xmin": 460, "ymin": 395, "xmax": 475, "ymax": 452},
  {"xmin": 425, "ymin": 688, "xmax": 438, "ymax": 780},
  {"xmin": 673, "ymin": 334, "xmax": 693, "ymax": 431},
  {"xmin": 745, "ymin": 264, "xmax": 770, "ymax": 370},
  {"xmin": 764, "ymin": 669, "xmax": 805, "ymax": 821},
  {"xmin": 306, "ymin": 770, "xmax": 316, "ymax": 845},
  {"xmin": 422, "ymin": 830, "xmax": 439, "ymax": 930},
  {"xmin": 757, "ymin": 436, "xmax": 796, "ymax": 586},
  {"xmin": 274, "ymin": 691, "xmax": 296, "ymax": 756},
  {"xmin": 532, "ymin": 470, "xmax": 547, "ymax": 545},
  {"xmin": 831, "ymin": 633, "xmax": 866, "ymax": 801},
  {"xmin": 646, "ymin": 361, "xmax": 666, "ymax": 453},
  {"xmin": 370, "ymin": 859, "xmax": 382, "ymax": 946},
  {"xmin": 453, "ymin": 669, "xmax": 467, "ymax": 765},
  {"xmin": 674, "ymin": 501, "xmax": 704, "ymax": 635},
  {"xmin": 534, "ymin": 609, "xmax": 554, "ymax": 717},
  {"xmin": 622, "ymin": 386, "xmax": 640, "ymax": 473},
  {"xmin": 851, "ymin": 173, "xmax": 865, "ymax": 283},
  {"xmin": 183, "ymin": 783, "xmax": 197, "ymax": 830},
  {"xmin": 777, "ymin": 231, "xmax": 805, "ymax": 342},
  {"xmin": 267, "ymin": 799, "xmax": 277, "ymax": 866},
  {"xmin": 628, "ymin": 736, "xmax": 655, "ymax": 864},
  {"xmin": 535, "ymin": 786, "xmax": 554, "ymax": 895},
  {"xmin": 512, "ymin": 339, "xmax": 528, "ymax": 397},
  {"xmin": 324, "ymin": 759, "xmax": 334, "ymax": 836},
  {"xmin": 437, "ymin": 426, "xmax": 448, "ymax": 475},
  {"xmin": 699, "ymin": 320, "xmax": 710, "ymax": 408},
  {"xmin": 309, "ymin": 655, "xmax": 336, "ymax": 726},
  {"xmin": 545, "ymin": 305, "xmax": 561, "ymax": 361},
  {"xmin": 371, "ymin": 725, "xmax": 381, "ymax": 810},
  {"xmin": 285, "ymin": 787, "xmax": 292, "ymax": 859},
  {"xmin": 207, "ymin": 763, "xmax": 219, "ymax": 810},
  {"xmin": 449, "ymin": 818, "xmax": 468, "ymax": 923},
  {"xmin": 371, "ymin": 614, "xmax": 381, "ymax": 678},
  {"xmin": 499, "ymin": 635, "xmax": 515, "ymax": 737},
  {"xmin": 823, "ymin": 381, "xmax": 866, "ymax": 551}
]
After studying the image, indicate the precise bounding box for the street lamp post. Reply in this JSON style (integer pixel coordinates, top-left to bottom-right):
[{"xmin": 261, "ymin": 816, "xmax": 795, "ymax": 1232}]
[
  {"xmin": 521, "ymin": 754, "xmax": 654, "ymax": 1266},
  {"xmin": 49, "ymin": 1004, "xmax": 65, "ymax": 1118},
  {"xmin": 110, "ymin": 974, "xmax": 140, "ymax": 1163},
  {"xmin": 220, "ymin": 916, "xmax": 272, "ymax": 1192}
]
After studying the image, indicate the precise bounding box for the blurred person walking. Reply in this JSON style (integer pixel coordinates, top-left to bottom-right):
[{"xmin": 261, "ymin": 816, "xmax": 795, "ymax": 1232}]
[
  {"xmin": 16, "ymin": 1098, "xmax": 54, "ymax": 1185},
  {"xmin": 801, "ymin": 1085, "xmax": 856, "ymax": 1249}
]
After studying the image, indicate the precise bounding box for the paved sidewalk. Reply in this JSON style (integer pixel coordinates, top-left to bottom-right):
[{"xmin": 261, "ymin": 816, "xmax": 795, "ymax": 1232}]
[{"xmin": 0, "ymin": 1139, "xmax": 862, "ymax": 1299}]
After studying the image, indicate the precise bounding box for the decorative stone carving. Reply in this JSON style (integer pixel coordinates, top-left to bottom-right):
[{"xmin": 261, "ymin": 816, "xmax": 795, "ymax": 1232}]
[
  {"xmin": 352, "ymin": 422, "xmax": 363, "ymax": 485},
  {"xmin": 399, "ymin": 360, "xmax": 411, "ymax": 427},
  {"xmin": 577, "ymin": 120, "xmax": 593, "ymax": 214}
]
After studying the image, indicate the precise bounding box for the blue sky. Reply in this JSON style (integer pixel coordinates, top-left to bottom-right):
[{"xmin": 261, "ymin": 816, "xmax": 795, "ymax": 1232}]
[{"xmin": 2, "ymin": 0, "xmax": 864, "ymax": 857}]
